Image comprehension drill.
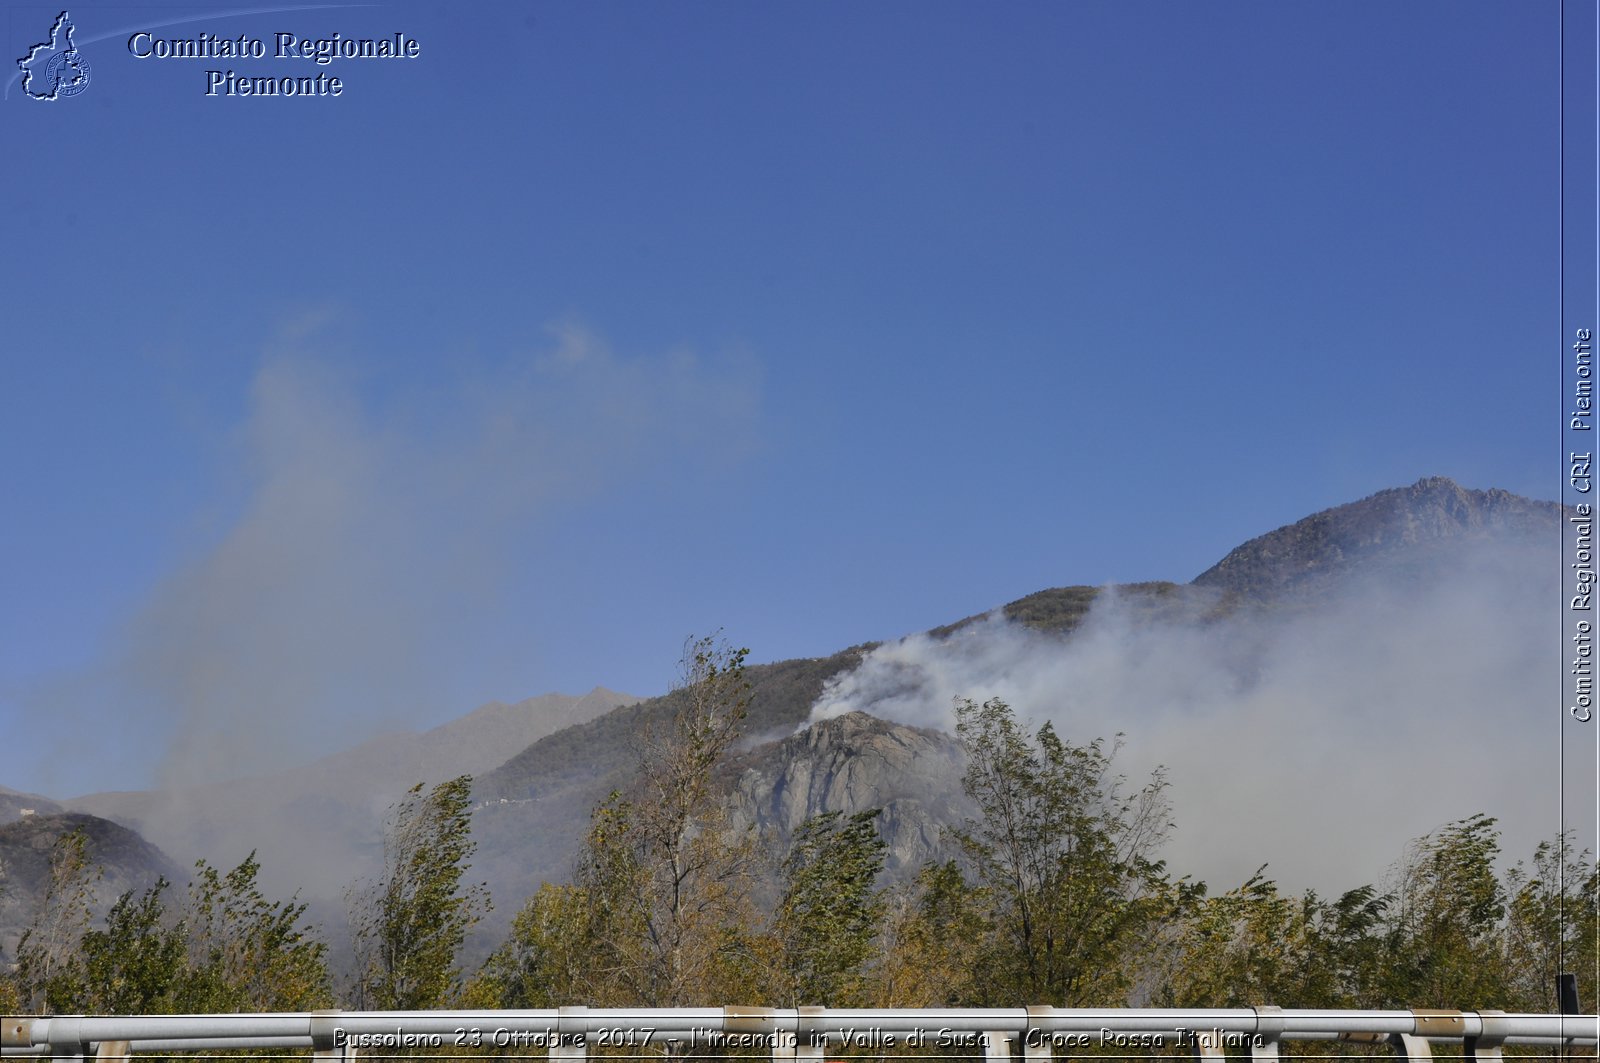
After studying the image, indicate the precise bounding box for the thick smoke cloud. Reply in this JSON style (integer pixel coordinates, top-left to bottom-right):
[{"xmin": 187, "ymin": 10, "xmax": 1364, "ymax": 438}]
[{"xmin": 811, "ymin": 539, "xmax": 1579, "ymax": 895}]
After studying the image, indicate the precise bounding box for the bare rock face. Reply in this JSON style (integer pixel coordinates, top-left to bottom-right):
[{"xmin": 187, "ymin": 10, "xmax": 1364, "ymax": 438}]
[{"xmin": 726, "ymin": 711, "xmax": 970, "ymax": 877}]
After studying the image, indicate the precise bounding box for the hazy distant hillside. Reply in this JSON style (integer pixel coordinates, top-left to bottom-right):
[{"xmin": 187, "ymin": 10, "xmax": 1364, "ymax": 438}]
[
  {"xmin": 0, "ymin": 812, "xmax": 181, "ymax": 961},
  {"xmin": 0, "ymin": 786, "xmax": 63, "ymax": 824},
  {"xmin": 66, "ymin": 688, "xmax": 634, "ymax": 900},
  {"xmin": 802, "ymin": 476, "xmax": 1565, "ymax": 895},
  {"xmin": 932, "ymin": 580, "xmax": 1232, "ymax": 641}
]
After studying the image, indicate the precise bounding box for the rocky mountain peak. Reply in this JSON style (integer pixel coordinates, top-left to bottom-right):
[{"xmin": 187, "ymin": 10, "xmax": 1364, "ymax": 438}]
[{"xmin": 1190, "ymin": 476, "xmax": 1558, "ymax": 600}]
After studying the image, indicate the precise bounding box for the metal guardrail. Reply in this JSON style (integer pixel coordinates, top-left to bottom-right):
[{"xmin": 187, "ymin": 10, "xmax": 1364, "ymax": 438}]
[{"xmin": 2, "ymin": 1008, "xmax": 1597, "ymax": 1062}]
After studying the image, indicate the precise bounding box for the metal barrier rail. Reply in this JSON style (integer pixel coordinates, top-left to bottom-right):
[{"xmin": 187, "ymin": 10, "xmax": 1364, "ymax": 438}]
[{"xmin": 3, "ymin": 1008, "xmax": 1597, "ymax": 1063}]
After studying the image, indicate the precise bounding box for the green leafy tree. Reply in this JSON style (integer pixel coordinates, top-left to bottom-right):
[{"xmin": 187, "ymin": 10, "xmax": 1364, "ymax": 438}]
[
  {"xmin": 477, "ymin": 882, "xmax": 596, "ymax": 1007},
  {"xmin": 1504, "ymin": 833, "xmax": 1599, "ymax": 1012},
  {"xmin": 1158, "ymin": 870, "xmax": 1303, "ymax": 1007},
  {"xmin": 177, "ymin": 852, "xmax": 331, "ymax": 1011},
  {"xmin": 1379, "ymin": 813, "xmax": 1509, "ymax": 1008},
  {"xmin": 611, "ymin": 635, "xmax": 756, "ymax": 1004},
  {"xmin": 952, "ymin": 697, "xmax": 1190, "ymax": 1005},
  {"xmin": 1294, "ymin": 884, "xmax": 1390, "ymax": 1007},
  {"xmin": 351, "ymin": 774, "xmax": 489, "ymax": 1009},
  {"xmin": 1156, "ymin": 871, "xmax": 1387, "ymax": 1008},
  {"xmin": 531, "ymin": 635, "xmax": 757, "ymax": 1005},
  {"xmin": 76, "ymin": 880, "xmax": 186, "ymax": 1014},
  {"xmin": 772, "ymin": 809, "xmax": 888, "ymax": 1005},
  {"xmin": 873, "ymin": 861, "xmax": 991, "ymax": 1006}
]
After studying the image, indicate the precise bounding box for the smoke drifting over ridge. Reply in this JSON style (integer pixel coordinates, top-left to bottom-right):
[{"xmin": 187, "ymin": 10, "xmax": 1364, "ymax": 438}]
[
  {"xmin": 810, "ymin": 537, "xmax": 1575, "ymax": 895},
  {"xmin": 30, "ymin": 318, "xmax": 759, "ymax": 800}
]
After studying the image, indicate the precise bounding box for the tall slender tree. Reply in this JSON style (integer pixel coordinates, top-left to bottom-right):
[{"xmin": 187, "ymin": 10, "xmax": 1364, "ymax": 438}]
[
  {"xmin": 1379, "ymin": 813, "xmax": 1508, "ymax": 1008},
  {"xmin": 350, "ymin": 775, "xmax": 489, "ymax": 1009},
  {"xmin": 14, "ymin": 830, "xmax": 99, "ymax": 1013},
  {"xmin": 530, "ymin": 634, "xmax": 758, "ymax": 1005}
]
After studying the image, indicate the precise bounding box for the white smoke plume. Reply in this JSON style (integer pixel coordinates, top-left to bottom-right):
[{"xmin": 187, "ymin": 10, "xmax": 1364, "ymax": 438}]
[{"xmin": 810, "ymin": 538, "xmax": 1581, "ymax": 896}]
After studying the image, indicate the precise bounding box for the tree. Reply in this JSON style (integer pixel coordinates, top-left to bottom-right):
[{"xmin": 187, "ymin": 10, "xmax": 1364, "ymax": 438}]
[
  {"xmin": 350, "ymin": 775, "xmax": 489, "ymax": 1009},
  {"xmin": 563, "ymin": 634, "xmax": 759, "ymax": 1004},
  {"xmin": 1379, "ymin": 813, "xmax": 1509, "ymax": 1008},
  {"xmin": 75, "ymin": 880, "xmax": 186, "ymax": 1014},
  {"xmin": 1155, "ymin": 871, "xmax": 1387, "ymax": 1009},
  {"xmin": 1294, "ymin": 884, "xmax": 1389, "ymax": 1008},
  {"xmin": 477, "ymin": 882, "xmax": 596, "ymax": 1007},
  {"xmin": 14, "ymin": 829, "xmax": 99, "ymax": 1013},
  {"xmin": 178, "ymin": 852, "xmax": 331, "ymax": 1011},
  {"xmin": 872, "ymin": 861, "xmax": 990, "ymax": 1006},
  {"xmin": 772, "ymin": 809, "xmax": 888, "ymax": 1005},
  {"xmin": 951, "ymin": 697, "xmax": 1189, "ymax": 1005},
  {"xmin": 1504, "ymin": 833, "xmax": 1599, "ymax": 1013}
]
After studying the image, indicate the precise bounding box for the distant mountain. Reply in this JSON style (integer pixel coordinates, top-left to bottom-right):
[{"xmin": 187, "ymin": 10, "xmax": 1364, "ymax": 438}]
[
  {"xmin": 1192, "ymin": 476, "xmax": 1557, "ymax": 599},
  {"xmin": 931, "ymin": 477, "xmax": 1558, "ymax": 640},
  {"xmin": 0, "ymin": 812, "xmax": 181, "ymax": 961}
]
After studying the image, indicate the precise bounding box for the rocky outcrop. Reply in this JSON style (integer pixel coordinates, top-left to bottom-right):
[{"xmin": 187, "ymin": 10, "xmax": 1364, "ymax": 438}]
[{"xmin": 726, "ymin": 711, "xmax": 970, "ymax": 877}]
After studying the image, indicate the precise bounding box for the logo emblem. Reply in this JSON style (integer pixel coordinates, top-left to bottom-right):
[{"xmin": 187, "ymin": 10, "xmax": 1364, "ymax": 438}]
[{"xmin": 18, "ymin": 11, "xmax": 91, "ymax": 100}]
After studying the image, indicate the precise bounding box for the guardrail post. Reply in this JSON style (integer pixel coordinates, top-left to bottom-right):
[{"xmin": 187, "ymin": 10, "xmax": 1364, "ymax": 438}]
[
  {"xmin": 309, "ymin": 1009, "xmax": 353, "ymax": 1062},
  {"xmin": 95, "ymin": 1040, "xmax": 132, "ymax": 1063},
  {"xmin": 1184, "ymin": 1029, "xmax": 1227, "ymax": 1060},
  {"xmin": 796, "ymin": 1005, "xmax": 826, "ymax": 1063},
  {"xmin": 1025, "ymin": 1006, "xmax": 1052, "ymax": 1063},
  {"xmin": 1465, "ymin": 1010, "xmax": 1509, "ymax": 1062},
  {"xmin": 555, "ymin": 1005, "xmax": 588, "ymax": 1063},
  {"xmin": 43, "ymin": 1018, "xmax": 89, "ymax": 1063},
  {"xmin": 1391, "ymin": 1008, "xmax": 1469, "ymax": 1063},
  {"xmin": 1252, "ymin": 1004, "xmax": 1284, "ymax": 1063},
  {"xmin": 1387, "ymin": 1032, "xmax": 1432, "ymax": 1062},
  {"xmin": 983, "ymin": 1030, "xmax": 1013, "ymax": 1063}
]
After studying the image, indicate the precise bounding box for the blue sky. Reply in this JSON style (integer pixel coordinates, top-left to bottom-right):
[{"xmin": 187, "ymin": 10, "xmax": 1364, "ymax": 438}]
[{"xmin": 1, "ymin": 2, "xmax": 1586, "ymax": 797}]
